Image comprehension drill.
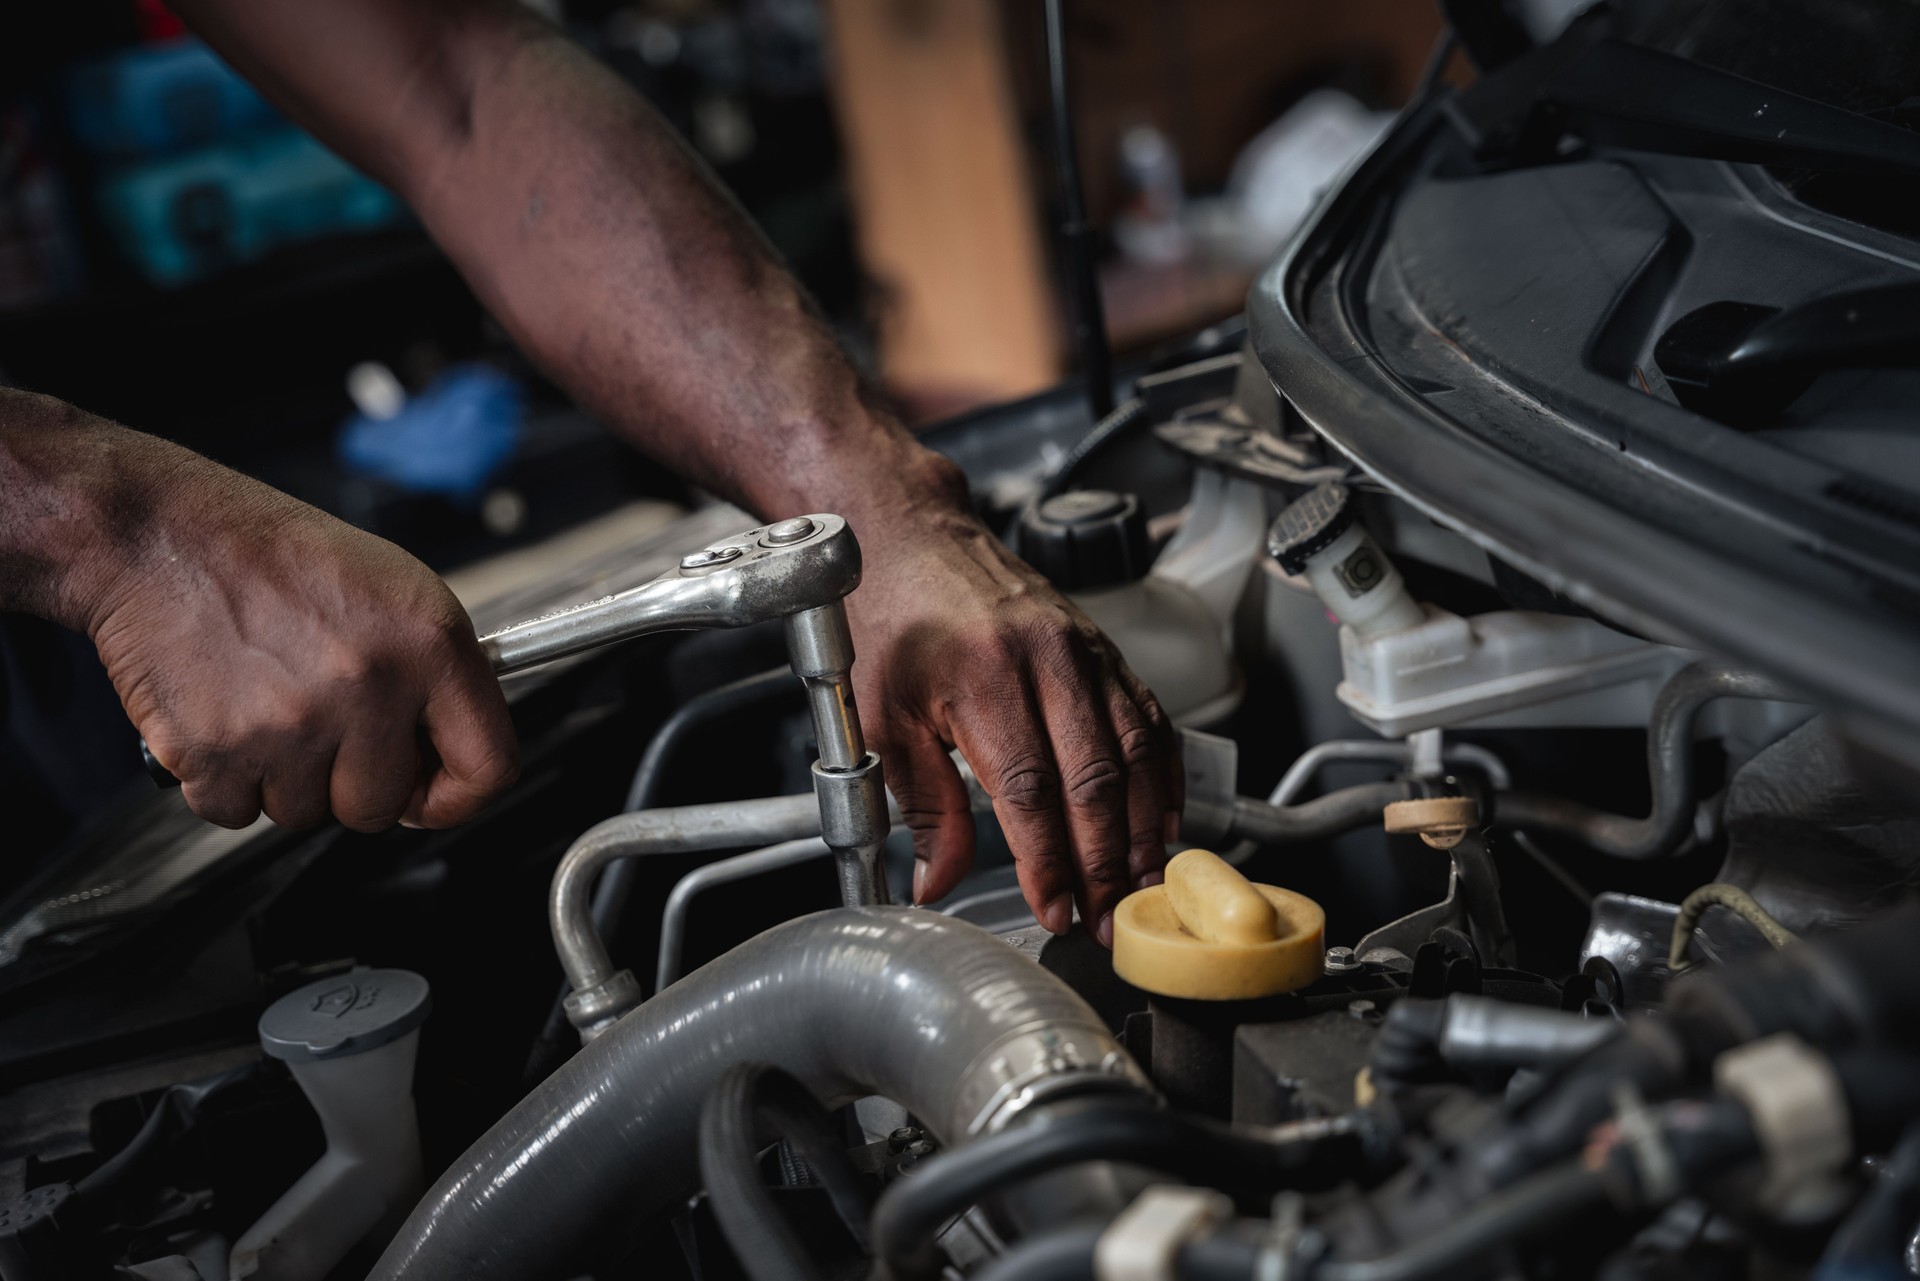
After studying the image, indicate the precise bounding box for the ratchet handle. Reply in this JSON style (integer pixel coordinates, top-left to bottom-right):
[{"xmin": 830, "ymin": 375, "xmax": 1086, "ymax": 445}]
[{"xmin": 142, "ymin": 513, "xmax": 861, "ymax": 790}]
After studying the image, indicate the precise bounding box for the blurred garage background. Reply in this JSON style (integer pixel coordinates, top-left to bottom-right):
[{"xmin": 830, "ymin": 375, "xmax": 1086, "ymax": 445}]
[{"xmin": 0, "ymin": 0, "xmax": 1441, "ymax": 579}]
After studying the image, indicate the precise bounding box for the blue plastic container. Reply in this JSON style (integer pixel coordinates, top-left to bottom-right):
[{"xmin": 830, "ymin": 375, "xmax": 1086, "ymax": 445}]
[
  {"xmin": 94, "ymin": 130, "xmax": 406, "ymax": 286},
  {"xmin": 66, "ymin": 38, "xmax": 280, "ymax": 157}
]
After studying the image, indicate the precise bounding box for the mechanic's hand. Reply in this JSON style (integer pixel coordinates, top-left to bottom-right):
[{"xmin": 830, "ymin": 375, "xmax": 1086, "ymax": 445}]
[
  {"xmin": 77, "ymin": 435, "xmax": 519, "ymax": 832},
  {"xmin": 846, "ymin": 503, "xmax": 1181, "ymax": 947}
]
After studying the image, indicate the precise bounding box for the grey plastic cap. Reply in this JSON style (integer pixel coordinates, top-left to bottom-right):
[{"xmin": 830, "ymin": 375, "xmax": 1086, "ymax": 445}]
[
  {"xmin": 259, "ymin": 968, "xmax": 431, "ymax": 1063},
  {"xmin": 1267, "ymin": 481, "xmax": 1355, "ymax": 574}
]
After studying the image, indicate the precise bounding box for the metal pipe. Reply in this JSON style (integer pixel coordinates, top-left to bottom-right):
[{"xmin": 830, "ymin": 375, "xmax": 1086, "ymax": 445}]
[
  {"xmin": 550, "ymin": 794, "xmax": 822, "ymax": 1036},
  {"xmin": 368, "ymin": 908, "xmax": 1149, "ymax": 1281},
  {"xmin": 1228, "ymin": 781, "xmax": 1412, "ymax": 845},
  {"xmin": 1493, "ymin": 663, "xmax": 1799, "ymax": 859},
  {"xmin": 1268, "ymin": 739, "xmax": 1511, "ymax": 807},
  {"xmin": 655, "ymin": 836, "xmax": 830, "ymax": 992}
]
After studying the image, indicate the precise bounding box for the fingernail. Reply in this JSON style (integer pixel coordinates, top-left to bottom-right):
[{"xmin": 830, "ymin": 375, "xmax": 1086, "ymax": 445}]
[
  {"xmin": 1136, "ymin": 869, "xmax": 1164, "ymax": 889},
  {"xmin": 912, "ymin": 859, "xmax": 928, "ymax": 905},
  {"xmin": 1043, "ymin": 895, "xmax": 1074, "ymax": 936},
  {"xmin": 399, "ymin": 819, "xmax": 424, "ymax": 830},
  {"xmin": 1096, "ymin": 912, "xmax": 1115, "ymax": 949},
  {"xmin": 1162, "ymin": 812, "xmax": 1181, "ymax": 844}
]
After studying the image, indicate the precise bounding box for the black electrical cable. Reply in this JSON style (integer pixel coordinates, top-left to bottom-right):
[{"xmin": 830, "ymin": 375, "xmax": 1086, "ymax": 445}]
[
  {"xmin": 698, "ymin": 1063, "xmax": 874, "ymax": 1281},
  {"xmin": 522, "ymin": 666, "xmax": 799, "ymax": 1084},
  {"xmin": 1043, "ymin": 0, "xmax": 1114, "ymax": 422},
  {"xmin": 603, "ymin": 666, "xmax": 797, "ymax": 932},
  {"xmin": 871, "ymin": 1101, "xmax": 1382, "ymax": 1281},
  {"xmin": 1036, "ymin": 397, "xmax": 1148, "ymax": 503}
]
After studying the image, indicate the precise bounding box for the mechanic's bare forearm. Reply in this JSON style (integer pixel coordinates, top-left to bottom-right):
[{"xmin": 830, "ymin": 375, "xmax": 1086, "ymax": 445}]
[
  {"xmin": 0, "ymin": 390, "xmax": 176, "ymax": 630},
  {"xmin": 176, "ymin": 0, "xmax": 965, "ymax": 529}
]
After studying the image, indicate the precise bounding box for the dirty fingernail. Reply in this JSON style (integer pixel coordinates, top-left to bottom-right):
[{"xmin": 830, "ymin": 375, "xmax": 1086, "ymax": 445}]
[
  {"xmin": 1043, "ymin": 895, "xmax": 1074, "ymax": 935},
  {"xmin": 1096, "ymin": 912, "xmax": 1115, "ymax": 949},
  {"xmin": 912, "ymin": 859, "xmax": 929, "ymax": 904}
]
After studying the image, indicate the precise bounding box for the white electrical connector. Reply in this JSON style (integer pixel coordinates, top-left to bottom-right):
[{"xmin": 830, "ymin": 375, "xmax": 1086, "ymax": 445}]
[
  {"xmin": 1094, "ymin": 1185, "xmax": 1235, "ymax": 1281},
  {"xmin": 1714, "ymin": 1033, "xmax": 1853, "ymax": 1221}
]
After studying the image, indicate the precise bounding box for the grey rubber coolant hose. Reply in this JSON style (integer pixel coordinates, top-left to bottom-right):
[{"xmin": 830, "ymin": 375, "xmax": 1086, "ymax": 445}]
[{"xmin": 368, "ymin": 907, "xmax": 1148, "ymax": 1281}]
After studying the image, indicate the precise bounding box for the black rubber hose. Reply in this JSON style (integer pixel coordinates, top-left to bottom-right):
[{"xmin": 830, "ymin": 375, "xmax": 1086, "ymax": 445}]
[
  {"xmin": 966, "ymin": 1225, "xmax": 1265, "ymax": 1281},
  {"xmin": 1317, "ymin": 1163, "xmax": 1610, "ymax": 1281},
  {"xmin": 522, "ymin": 666, "xmax": 797, "ymax": 1083},
  {"xmin": 698, "ymin": 1063, "xmax": 875, "ymax": 1281},
  {"xmin": 872, "ymin": 1102, "xmax": 1381, "ymax": 1281},
  {"xmin": 605, "ymin": 666, "xmax": 797, "ymax": 930},
  {"xmin": 969, "ymin": 1225, "xmax": 1104, "ymax": 1281},
  {"xmin": 1491, "ymin": 664, "xmax": 1795, "ymax": 860},
  {"xmin": 73, "ymin": 1060, "xmax": 266, "ymax": 1211}
]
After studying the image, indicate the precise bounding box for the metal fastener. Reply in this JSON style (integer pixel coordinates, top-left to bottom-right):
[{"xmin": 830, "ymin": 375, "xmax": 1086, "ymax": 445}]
[
  {"xmin": 1324, "ymin": 946, "xmax": 1360, "ymax": 974},
  {"xmin": 679, "ymin": 545, "xmax": 743, "ymax": 571},
  {"xmin": 764, "ymin": 516, "xmax": 818, "ymax": 546}
]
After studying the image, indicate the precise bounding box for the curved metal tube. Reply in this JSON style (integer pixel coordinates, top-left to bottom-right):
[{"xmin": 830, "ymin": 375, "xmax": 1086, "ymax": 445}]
[
  {"xmin": 655, "ymin": 836, "xmax": 829, "ymax": 992},
  {"xmin": 369, "ymin": 908, "xmax": 1148, "ymax": 1281},
  {"xmin": 1227, "ymin": 781, "xmax": 1412, "ymax": 845},
  {"xmin": 1493, "ymin": 663, "xmax": 1799, "ymax": 859},
  {"xmin": 551, "ymin": 795, "xmax": 820, "ymax": 1001}
]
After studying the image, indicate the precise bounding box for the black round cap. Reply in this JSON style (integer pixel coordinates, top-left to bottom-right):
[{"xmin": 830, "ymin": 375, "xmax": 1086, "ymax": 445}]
[
  {"xmin": 1020, "ymin": 490, "xmax": 1151, "ymax": 591},
  {"xmin": 259, "ymin": 968, "xmax": 431, "ymax": 1063},
  {"xmin": 1267, "ymin": 482, "xmax": 1355, "ymax": 574}
]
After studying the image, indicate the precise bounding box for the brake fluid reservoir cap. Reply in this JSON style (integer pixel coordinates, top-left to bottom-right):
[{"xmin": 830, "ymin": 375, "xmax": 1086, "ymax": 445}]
[
  {"xmin": 259, "ymin": 968, "xmax": 432, "ymax": 1063},
  {"xmin": 1267, "ymin": 482, "xmax": 1354, "ymax": 574},
  {"xmin": 1112, "ymin": 850, "xmax": 1325, "ymax": 1000}
]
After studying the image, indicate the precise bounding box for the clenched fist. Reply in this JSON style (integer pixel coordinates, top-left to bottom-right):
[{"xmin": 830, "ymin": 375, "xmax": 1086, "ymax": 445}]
[{"xmin": 1, "ymin": 390, "xmax": 518, "ymax": 832}]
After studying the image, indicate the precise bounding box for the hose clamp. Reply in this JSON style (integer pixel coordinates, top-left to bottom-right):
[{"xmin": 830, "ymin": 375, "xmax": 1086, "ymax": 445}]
[
  {"xmin": 1095, "ymin": 1185, "xmax": 1233, "ymax": 1281},
  {"xmin": 958, "ymin": 1027, "xmax": 1152, "ymax": 1136}
]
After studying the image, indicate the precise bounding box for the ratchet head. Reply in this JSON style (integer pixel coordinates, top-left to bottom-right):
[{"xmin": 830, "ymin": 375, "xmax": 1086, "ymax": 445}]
[{"xmin": 480, "ymin": 513, "xmax": 862, "ymax": 675}]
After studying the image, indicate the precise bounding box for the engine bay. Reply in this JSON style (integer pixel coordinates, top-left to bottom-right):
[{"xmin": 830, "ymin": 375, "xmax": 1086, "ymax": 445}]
[{"xmin": 7, "ymin": 8, "xmax": 1920, "ymax": 1281}]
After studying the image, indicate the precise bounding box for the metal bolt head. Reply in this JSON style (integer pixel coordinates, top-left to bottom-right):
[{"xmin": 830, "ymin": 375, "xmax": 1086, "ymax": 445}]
[
  {"xmin": 680, "ymin": 545, "xmax": 743, "ymax": 571},
  {"xmin": 763, "ymin": 516, "xmax": 817, "ymax": 546},
  {"xmin": 1324, "ymin": 946, "xmax": 1360, "ymax": 974}
]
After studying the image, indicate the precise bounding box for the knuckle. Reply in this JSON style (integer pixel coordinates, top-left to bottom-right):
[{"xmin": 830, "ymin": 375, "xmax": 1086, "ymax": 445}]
[
  {"xmin": 468, "ymin": 746, "xmax": 521, "ymax": 797},
  {"xmin": 1079, "ymin": 849, "xmax": 1132, "ymax": 890},
  {"xmin": 335, "ymin": 804, "xmax": 403, "ymax": 834},
  {"xmin": 996, "ymin": 755, "xmax": 1060, "ymax": 813},
  {"xmin": 1115, "ymin": 722, "xmax": 1158, "ymax": 769},
  {"xmin": 266, "ymin": 795, "xmax": 329, "ymax": 831},
  {"xmin": 1063, "ymin": 754, "xmax": 1125, "ymax": 808}
]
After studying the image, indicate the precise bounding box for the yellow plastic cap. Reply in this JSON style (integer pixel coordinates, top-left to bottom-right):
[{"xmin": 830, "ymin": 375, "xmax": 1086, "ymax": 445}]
[{"xmin": 1112, "ymin": 849, "xmax": 1326, "ymax": 1000}]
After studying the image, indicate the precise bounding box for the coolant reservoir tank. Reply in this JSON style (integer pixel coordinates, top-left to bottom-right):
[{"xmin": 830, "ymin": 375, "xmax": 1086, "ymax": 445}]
[
  {"xmin": 1021, "ymin": 491, "xmax": 1239, "ymax": 724},
  {"xmin": 1112, "ymin": 849, "xmax": 1324, "ymax": 1000}
]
